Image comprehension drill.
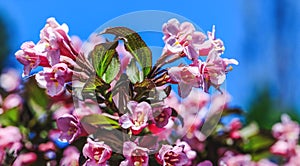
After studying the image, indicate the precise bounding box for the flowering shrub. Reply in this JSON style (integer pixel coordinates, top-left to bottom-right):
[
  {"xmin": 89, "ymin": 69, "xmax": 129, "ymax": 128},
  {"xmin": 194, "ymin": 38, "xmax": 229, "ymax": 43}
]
[{"xmin": 0, "ymin": 17, "xmax": 299, "ymax": 165}]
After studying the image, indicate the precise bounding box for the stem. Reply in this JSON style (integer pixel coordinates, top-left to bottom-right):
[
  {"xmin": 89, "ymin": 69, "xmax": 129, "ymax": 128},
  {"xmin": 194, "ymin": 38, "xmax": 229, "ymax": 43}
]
[{"xmin": 151, "ymin": 53, "xmax": 181, "ymax": 78}]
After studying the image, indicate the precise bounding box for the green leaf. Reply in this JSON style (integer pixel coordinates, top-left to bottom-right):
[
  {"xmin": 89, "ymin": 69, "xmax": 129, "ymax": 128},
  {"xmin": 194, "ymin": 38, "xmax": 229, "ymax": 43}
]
[
  {"xmin": 0, "ymin": 108, "xmax": 19, "ymax": 126},
  {"xmin": 94, "ymin": 128, "xmax": 128, "ymax": 154},
  {"xmin": 252, "ymin": 151, "xmax": 272, "ymax": 162},
  {"xmin": 222, "ymin": 108, "xmax": 244, "ymax": 117},
  {"xmin": 126, "ymin": 59, "xmax": 143, "ymax": 83},
  {"xmin": 103, "ymin": 54, "xmax": 121, "ymax": 83},
  {"xmin": 134, "ymin": 79, "xmax": 155, "ymax": 92},
  {"xmin": 111, "ymin": 74, "xmax": 132, "ymax": 114},
  {"xmin": 80, "ymin": 114, "xmax": 120, "ymax": 132},
  {"xmin": 101, "ymin": 27, "xmax": 152, "ymax": 78},
  {"xmin": 80, "ymin": 114, "xmax": 127, "ymax": 153},
  {"xmin": 82, "ymin": 75, "xmax": 110, "ymax": 94},
  {"xmin": 242, "ymin": 135, "xmax": 274, "ymax": 152},
  {"xmin": 24, "ymin": 76, "xmax": 49, "ymax": 119},
  {"xmin": 91, "ymin": 41, "xmax": 119, "ymax": 78}
]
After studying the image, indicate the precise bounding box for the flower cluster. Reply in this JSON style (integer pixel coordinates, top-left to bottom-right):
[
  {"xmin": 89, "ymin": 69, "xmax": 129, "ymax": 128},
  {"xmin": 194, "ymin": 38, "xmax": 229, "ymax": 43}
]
[
  {"xmin": 218, "ymin": 114, "xmax": 300, "ymax": 166},
  {"xmin": 0, "ymin": 17, "xmax": 297, "ymax": 166},
  {"xmin": 164, "ymin": 19, "xmax": 238, "ymax": 95},
  {"xmin": 15, "ymin": 18, "xmax": 79, "ymax": 97}
]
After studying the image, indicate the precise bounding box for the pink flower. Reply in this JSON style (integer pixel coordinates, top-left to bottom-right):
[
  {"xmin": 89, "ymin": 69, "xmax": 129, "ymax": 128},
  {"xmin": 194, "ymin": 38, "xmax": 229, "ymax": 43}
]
[
  {"xmin": 119, "ymin": 101, "xmax": 152, "ymax": 135},
  {"xmin": 168, "ymin": 50, "xmax": 238, "ymax": 95},
  {"xmin": 197, "ymin": 160, "xmax": 213, "ymax": 166},
  {"xmin": 71, "ymin": 35, "xmax": 83, "ymax": 53},
  {"xmin": 120, "ymin": 141, "xmax": 149, "ymax": 166},
  {"xmin": 181, "ymin": 88, "xmax": 210, "ymax": 112},
  {"xmin": 0, "ymin": 148, "xmax": 5, "ymax": 164},
  {"xmin": 256, "ymin": 159, "xmax": 277, "ymax": 166},
  {"xmin": 15, "ymin": 41, "xmax": 50, "ymax": 76},
  {"xmin": 116, "ymin": 42, "xmax": 132, "ymax": 74},
  {"xmin": 81, "ymin": 33, "xmax": 105, "ymax": 56},
  {"xmin": 189, "ymin": 49, "xmax": 239, "ymax": 91},
  {"xmin": 152, "ymin": 107, "xmax": 172, "ymax": 128},
  {"xmin": 204, "ymin": 50, "xmax": 239, "ymax": 86},
  {"xmin": 270, "ymin": 139, "xmax": 298, "ymax": 157},
  {"xmin": 270, "ymin": 140, "xmax": 290, "ymax": 156},
  {"xmin": 56, "ymin": 114, "xmax": 85, "ymax": 143},
  {"xmin": 164, "ymin": 90, "xmax": 180, "ymax": 110},
  {"xmin": 227, "ymin": 118, "xmax": 242, "ymax": 139},
  {"xmin": 0, "ymin": 95, "xmax": 2, "ymax": 114},
  {"xmin": 38, "ymin": 141, "xmax": 56, "ymax": 152},
  {"xmin": 183, "ymin": 132, "xmax": 206, "ymax": 153},
  {"xmin": 162, "ymin": 18, "xmax": 207, "ymax": 61},
  {"xmin": 219, "ymin": 152, "xmax": 255, "ymax": 166},
  {"xmin": 285, "ymin": 145, "xmax": 300, "ymax": 166},
  {"xmin": 82, "ymin": 138, "xmax": 112, "ymax": 166},
  {"xmin": 12, "ymin": 152, "xmax": 37, "ymax": 166},
  {"xmin": 168, "ymin": 65, "xmax": 202, "ymax": 97},
  {"xmin": 197, "ymin": 25, "xmax": 225, "ymax": 56},
  {"xmin": 52, "ymin": 102, "xmax": 74, "ymax": 120},
  {"xmin": 149, "ymin": 120, "xmax": 174, "ymax": 141},
  {"xmin": 272, "ymin": 114, "xmax": 300, "ymax": 142},
  {"xmin": 0, "ymin": 126, "xmax": 22, "ymax": 150},
  {"xmin": 73, "ymin": 99, "xmax": 102, "ymax": 120},
  {"xmin": 0, "ymin": 69, "xmax": 21, "ymax": 92},
  {"xmin": 36, "ymin": 63, "xmax": 72, "ymax": 97},
  {"xmin": 40, "ymin": 17, "xmax": 77, "ymax": 64},
  {"xmin": 60, "ymin": 146, "xmax": 80, "ymax": 166},
  {"xmin": 156, "ymin": 144, "xmax": 189, "ymax": 166},
  {"xmin": 175, "ymin": 140, "xmax": 197, "ymax": 165},
  {"xmin": 2, "ymin": 94, "xmax": 23, "ymax": 111}
]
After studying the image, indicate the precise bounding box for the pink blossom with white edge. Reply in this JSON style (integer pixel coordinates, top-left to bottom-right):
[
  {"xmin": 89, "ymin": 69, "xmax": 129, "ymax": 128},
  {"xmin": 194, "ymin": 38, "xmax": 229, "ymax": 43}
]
[
  {"xmin": 73, "ymin": 99, "xmax": 102, "ymax": 120},
  {"xmin": 40, "ymin": 17, "xmax": 77, "ymax": 64},
  {"xmin": 119, "ymin": 101, "xmax": 152, "ymax": 135},
  {"xmin": 36, "ymin": 63, "xmax": 72, "ymax": 97},
  {"xmin": 272, "ymin": 114, "xmax": 300, "ymax": 142},
  {"xmin": 156, "ymin": 144, "xmax": 189, "ymax": 166},
  {"xmin": 175, "ymin": 140, "xmax": 197, "ymax": 165},
  {"xmin": 197, "ymin": 25, "xmax": 225, "ymax": 56},
  {"xmin": 270, "ymin": 139, "xmax": 295, "ymax": 156},
  {"xmin": 203, "ymin": 50, "xmax": 239, "ymax": 87},
  {"xmin": 168, "ymin": 65, "xmax": 202, "ymax": 98},
  {"xmin": 162, "ymin": 18, "xmax": 207, "ymax": 61},
  {"xmin": 15, "ymin": 41, "xmax": 50, "ymax": 76},
  {"xmin": 56, "ymin": 114, "xmax": 85, "ymax": 143},
  {"xmin": 82, "ymin": 138, "xmax": 112, "ymax": 166},
  {"xmin": 120, "ymin": 141, "xmax": 149, "ymax": 166}
]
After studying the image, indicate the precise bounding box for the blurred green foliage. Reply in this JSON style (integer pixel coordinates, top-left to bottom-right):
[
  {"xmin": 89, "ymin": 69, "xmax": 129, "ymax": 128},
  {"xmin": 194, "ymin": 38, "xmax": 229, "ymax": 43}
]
[{"xmin": 246, "ymin": 86, "xmax": 300, "ymax": 130}]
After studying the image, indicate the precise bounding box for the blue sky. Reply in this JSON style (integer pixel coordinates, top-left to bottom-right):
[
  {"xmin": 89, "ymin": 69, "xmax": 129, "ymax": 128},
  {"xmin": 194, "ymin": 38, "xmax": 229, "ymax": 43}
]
[{"xmin": 2, "ymin": 0, "xmax": 297, "ymax": 111}]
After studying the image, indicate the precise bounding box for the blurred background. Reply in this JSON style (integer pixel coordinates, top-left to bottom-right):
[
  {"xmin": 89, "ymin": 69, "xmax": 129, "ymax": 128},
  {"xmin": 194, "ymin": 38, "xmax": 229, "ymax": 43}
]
[{"xmin": 0, "ymin": 0, "xmax": 299, "ymax": 127}]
